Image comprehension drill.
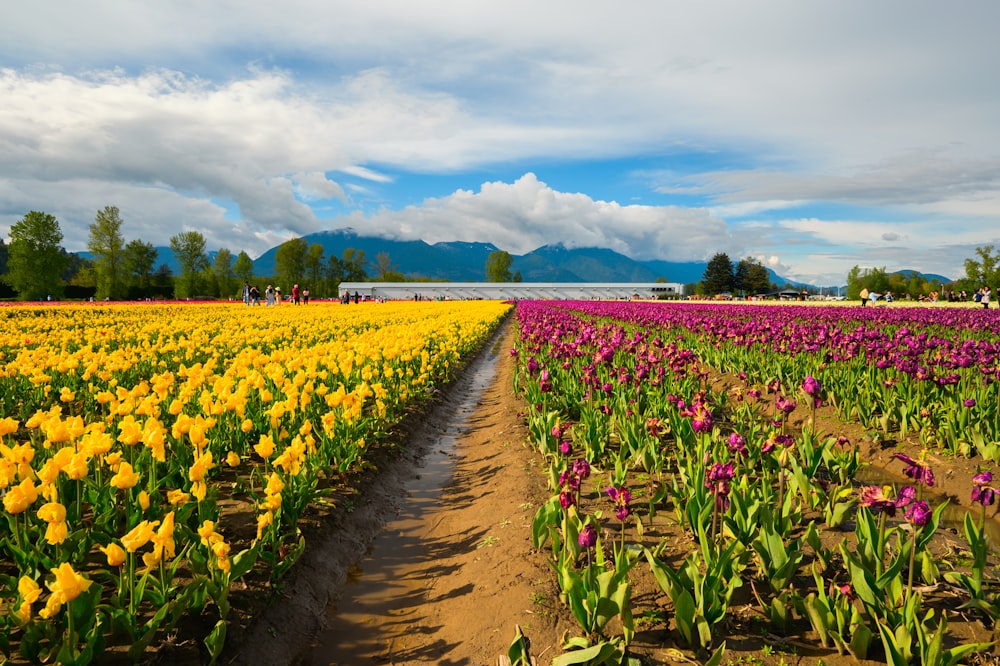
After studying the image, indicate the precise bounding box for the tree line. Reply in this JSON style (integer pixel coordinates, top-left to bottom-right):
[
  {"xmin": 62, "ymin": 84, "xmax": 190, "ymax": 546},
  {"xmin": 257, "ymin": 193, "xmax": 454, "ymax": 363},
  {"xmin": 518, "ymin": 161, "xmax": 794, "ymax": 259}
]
[
  {"xmin": 693, "ymin": 253, "xmax": 775, "ymax": 297},
  {"xmin": 844, "ymin": 245, "xmax": 1000, "ymax": 301},
  {"xmin": 0, "ymin": 208, "xmax": 373, "ymax": 301}
]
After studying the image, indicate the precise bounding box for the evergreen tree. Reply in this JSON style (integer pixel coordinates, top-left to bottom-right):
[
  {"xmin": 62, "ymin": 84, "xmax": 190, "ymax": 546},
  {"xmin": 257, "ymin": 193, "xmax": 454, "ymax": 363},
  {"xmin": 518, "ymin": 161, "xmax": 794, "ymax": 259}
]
[
  {"xmin": 6, "ymin": 211, "xmax": 69, "ymax": 300},
  {"xmin": 734, "ymin": 257, "xmax": 772, "ymax": 295},
  {"xmin": 702, "ymin": 252, "xmax": 734, "ymax": 295}
]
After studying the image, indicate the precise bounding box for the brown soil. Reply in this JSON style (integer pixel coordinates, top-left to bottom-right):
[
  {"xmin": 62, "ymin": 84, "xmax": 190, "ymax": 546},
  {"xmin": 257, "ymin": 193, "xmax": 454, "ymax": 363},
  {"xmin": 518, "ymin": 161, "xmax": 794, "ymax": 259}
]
[{"xmin": 207, "ymin": 317, "xmax": 1000, "ymax": 666}]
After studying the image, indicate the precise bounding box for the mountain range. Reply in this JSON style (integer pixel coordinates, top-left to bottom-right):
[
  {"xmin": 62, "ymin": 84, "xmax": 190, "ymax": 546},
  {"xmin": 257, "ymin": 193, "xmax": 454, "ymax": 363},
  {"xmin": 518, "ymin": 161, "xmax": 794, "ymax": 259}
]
[{"xmin": 88, "ymin": 228, "xmax": 953, "ymax": 290}]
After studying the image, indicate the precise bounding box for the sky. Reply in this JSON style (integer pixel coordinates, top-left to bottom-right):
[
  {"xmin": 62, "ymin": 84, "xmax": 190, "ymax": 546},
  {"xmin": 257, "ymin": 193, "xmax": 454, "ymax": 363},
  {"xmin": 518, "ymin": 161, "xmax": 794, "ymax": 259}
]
[{"xmin": 2, "ymin": 1, "xmax": 1000, "ymax": 286}]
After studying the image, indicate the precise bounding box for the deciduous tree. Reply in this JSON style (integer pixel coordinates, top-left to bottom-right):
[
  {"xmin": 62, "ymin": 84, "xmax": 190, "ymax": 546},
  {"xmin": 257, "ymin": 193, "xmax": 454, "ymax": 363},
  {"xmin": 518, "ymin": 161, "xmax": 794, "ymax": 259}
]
[
  {"xmin": 169, "ymin": 231, "xmax": 208, "ymax": 298},
  {"xmin": 485, "ymin": 250, "xmax": 514, "ymax": 282},
  {"xmin": 213, "ymin": 248, "xmax": 235, "ymax": 298},
  {"xmin": 233, "ymin": 251, "xmax": 254, "ymax": 283},
  {"xmin": 275, "ymin": 237, "xmax": 308, "ymax": 289},
  {"xmin": 6, "ymin": 211, "xmax": 69, "ymax": 300},
  {"xmin": 123, "ymin": 239, "xmax": 158, "ymax": 294},
  {"xmin": 88, "ymin": 205, "xmax": 126, "ymax": 300}
]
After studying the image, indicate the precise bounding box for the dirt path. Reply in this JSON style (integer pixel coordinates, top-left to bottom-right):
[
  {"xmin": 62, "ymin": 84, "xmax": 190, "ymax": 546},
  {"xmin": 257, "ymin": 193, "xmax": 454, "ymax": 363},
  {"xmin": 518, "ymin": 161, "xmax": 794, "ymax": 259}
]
[{"xmin": 225, "ymin": 317, "xmax": 573, "ymax": 666}]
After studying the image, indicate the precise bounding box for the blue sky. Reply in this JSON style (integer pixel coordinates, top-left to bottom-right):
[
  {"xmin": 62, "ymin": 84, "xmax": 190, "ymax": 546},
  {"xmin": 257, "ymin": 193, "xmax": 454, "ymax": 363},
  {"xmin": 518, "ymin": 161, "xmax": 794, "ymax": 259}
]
[{"xmin": 3, "ymin": 1, "xmax": 1000, "ymax": 285}]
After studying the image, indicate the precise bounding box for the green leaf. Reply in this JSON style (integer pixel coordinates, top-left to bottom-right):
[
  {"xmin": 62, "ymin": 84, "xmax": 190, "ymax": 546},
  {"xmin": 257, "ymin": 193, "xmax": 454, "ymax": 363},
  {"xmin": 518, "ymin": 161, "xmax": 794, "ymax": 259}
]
[{"xmin": 204, "ymin": 619, "xmax": 228, "ymax": 664}]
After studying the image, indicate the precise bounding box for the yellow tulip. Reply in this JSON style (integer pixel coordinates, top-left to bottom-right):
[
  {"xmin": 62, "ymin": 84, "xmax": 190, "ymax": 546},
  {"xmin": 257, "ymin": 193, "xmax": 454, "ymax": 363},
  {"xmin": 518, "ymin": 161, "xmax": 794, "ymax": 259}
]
[
  {"xmin": 167, "ymin": 488, "xmax": 191, "ymax": 506},
  {"xmin": 18, "ymin": 575, "xmax": 42, "ymax": 604},
  {"xmin": 110, "ymin": 461, "xmax": 140, "ymax": 490},
  {"xmin": 44, "ymin": 520, "xmax": 68, "ymax": 545},
  {"xmin": 197, "ymin": 520, "xmax": 220, "ymax": 546},
  {"xmin": 116, "ymin": 415, "xmax": 143, "ymax": 446},
  {"xmin": 14, "ymin": 600, "xmax": 33, "ymax": 625},
  {"xmin": 101, "ymin": 542, "xmax": 126, "ymax": 567},
  {"xmin": 188, "ymin": 451, "xmax": 214, "ymax": 483},
  {"xmin": 48, "ymin": 561, "xmax": 91, "ymax": 603},
  {"xmin": 64, "ymin": 452, "xmax": 89, "ymax": 480},
  {"xmin": 254, "ymin": 434, "xmax": 275, "ymax": 460},
  {"xmin": 36, "ymin": 501, "xmax": 66, "ymax": 523},
  {"xmin": 226, "ymin": 450, "xmax": 240, "ymax": 467},
  {"xmin": 0, "ymin": 417, "xmax": 19, "ymax": 437},
  {"xmin": 3, "ymin": 478, "xmax": 38, "ymax": 514},
  {"xmin": 121, "ymin": 519, "xmax": 158, "ymax": 553},
  {"xmin": 138, "ymin": 490, "xmax": 150, "ymax": 511},
  {"xmin": 154, "ymin": 511, "xmax": 176, "ymax": 559}
]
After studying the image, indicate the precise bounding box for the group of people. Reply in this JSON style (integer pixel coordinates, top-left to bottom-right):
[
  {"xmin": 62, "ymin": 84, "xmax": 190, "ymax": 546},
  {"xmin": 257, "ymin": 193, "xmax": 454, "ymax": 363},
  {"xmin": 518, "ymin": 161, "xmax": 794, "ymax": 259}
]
[
  {"xmin": 859, "ymin": 286, "xmax": 993, "ymax": 308},
  {"xmin": 241, "ymin": 282, "xmax": 309, "ymax": 306}
]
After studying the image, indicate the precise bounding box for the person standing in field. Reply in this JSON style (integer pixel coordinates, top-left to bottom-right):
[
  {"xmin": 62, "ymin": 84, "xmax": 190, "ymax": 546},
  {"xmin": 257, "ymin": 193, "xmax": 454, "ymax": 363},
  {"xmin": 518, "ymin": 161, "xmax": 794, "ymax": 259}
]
[
  {"xmin": 302, "ymin": 287, "xmax": 310, "ymax": 304},
  {"xmin": 982, "ymin": 286, "xmax": 992, "ymax": 310},
  {"xmin": 292, "ymin": 283, "xmax": 300, "ymax": 305},
  {"xmin": 250, "ymin": 284, "xmax": 261, "ymax": 306},
  {"xmin": 860, "ymin": 287, "xmax": 869, "ymax": 306},
  {"xmin": 242, "ymin": 281, "xmax": 251, "ymax": 306},
  {"xmin": 265, "ymin": 284, "xmax": 275, "ymax": 306}
]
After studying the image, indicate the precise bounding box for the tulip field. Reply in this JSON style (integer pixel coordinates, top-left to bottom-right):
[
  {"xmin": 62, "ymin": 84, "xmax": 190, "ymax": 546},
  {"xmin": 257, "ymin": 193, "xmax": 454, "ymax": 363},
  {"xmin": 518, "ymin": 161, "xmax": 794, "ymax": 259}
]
[
  {"xmin": 511, "ymin": 300, "xmax": 1000, "ymax": 665},
  {"xmin": 0, "ymin": 300, "xmax": 510, "ymax": 664}
]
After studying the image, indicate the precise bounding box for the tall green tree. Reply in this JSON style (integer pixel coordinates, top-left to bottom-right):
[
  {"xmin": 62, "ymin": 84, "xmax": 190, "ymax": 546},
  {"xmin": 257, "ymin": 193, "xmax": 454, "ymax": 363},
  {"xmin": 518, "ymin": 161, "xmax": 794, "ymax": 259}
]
[
  {"xmin": 326, "ymin": 254, "xmax": 347, "ymax": 294},
  {"xmin": 0, "ymin": 237, "xmax": 8, "ymax": 276},
  {"xmin": 342, "ymin": 248, "xmax": 368, "ymax": 282},
  {"xmin": 6, "ymin": 211, "xmax": 69, "ymax": 300},
  {"xmin": 274, "ymin": 237, "xmax": 308, "ymax": 289},
  {"xmin": 734, "ymin": 257, "xmax": 772, "ymax": 296},
  {"xmin": 233, "ymin": 251, "xmax": 254, "ymax": 284},
  {"xmin": 88, "ymin": 205, "xmax": 126, "ymax": 300},
  {"xmin": 123, "ymin": 239, "xmax": 158, "ymax": 295},
  {"xmin": 965, "ymin": 245, "xmax": 1000, "ymax": 288},
  {"xmin": 169, "ymin": 231, "xmax": 209, "ymax": 298},
  {"xmin": 702, "ymin": 252, "xmax": 734, "ymax": 295},
  {"xmin": 485, "ymin": 250, "xmax": 514, "ymax": 282},
  {"xmin": 305, "ymin": 244, "xmax": 325, "ymax": 294},
  {"xmin": 213, "ymin": 248, "xmax": 235, "ymax": 298}
]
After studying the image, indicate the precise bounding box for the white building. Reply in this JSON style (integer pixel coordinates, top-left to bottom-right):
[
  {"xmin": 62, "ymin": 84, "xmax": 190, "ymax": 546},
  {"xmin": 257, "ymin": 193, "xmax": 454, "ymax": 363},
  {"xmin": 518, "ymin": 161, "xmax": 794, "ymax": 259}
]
[{"xmin": 337, "ymin": 282, "xmax": 685, "ymax": 301}]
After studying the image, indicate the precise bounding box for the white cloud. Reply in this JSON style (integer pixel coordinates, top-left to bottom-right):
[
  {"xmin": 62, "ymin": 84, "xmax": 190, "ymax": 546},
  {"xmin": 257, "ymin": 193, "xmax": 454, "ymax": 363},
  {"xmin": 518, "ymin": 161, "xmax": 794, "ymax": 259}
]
[{"xmin": 348, "ymin": 173, "xmax": 738, "ymax": 262}]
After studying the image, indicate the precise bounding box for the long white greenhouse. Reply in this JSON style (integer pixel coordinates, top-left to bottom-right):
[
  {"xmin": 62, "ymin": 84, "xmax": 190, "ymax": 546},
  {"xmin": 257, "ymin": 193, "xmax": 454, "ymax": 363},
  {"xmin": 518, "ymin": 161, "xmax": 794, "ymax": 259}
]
[{"xmin": 336, "ymin": 282, "xmax": 685, "ymax": 301}]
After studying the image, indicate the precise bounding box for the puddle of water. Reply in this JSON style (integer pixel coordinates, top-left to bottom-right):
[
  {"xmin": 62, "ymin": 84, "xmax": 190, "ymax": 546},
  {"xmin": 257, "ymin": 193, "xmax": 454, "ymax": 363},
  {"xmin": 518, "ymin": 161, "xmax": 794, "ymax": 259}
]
[
  {"xmin": 855, "ymin": 465, "xmax": 1000, "ymax": 549},
  {"xmin": 293, "ymin": 328, "xmax": 504, "ymax": 664}
]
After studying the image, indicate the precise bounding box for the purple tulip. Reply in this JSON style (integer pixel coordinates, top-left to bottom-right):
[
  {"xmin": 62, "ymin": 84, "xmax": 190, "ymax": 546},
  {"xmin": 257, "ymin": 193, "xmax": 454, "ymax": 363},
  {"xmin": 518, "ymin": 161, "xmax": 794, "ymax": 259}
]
[
  {"xmin": 905, "ymin": 500, "xmax": 932, "ymax": 528},
  {"xmin": 972, "ymin": 471, "xmax": 997, "ymax": 507},
  {"xmin": 859, "ymin": 485, "xmax": 898, "ymax": 517},
  {"xmin": 802, "ymin": 375, "xmax": 822, "ymax": 396},
  {"xmin": 894, "ymin": 453, "xmax": 935, "ymax": 487},
  {"xmin": 964, "ymin": 398, "xmax": 977, "ymax": 408},
  {"xmin": 727, "ymin": 432, "xmax": 747, "ymax": 457},
  {"xmin": 606, "ymin": 486, "xmax": 632, "ymax": 521},
  {"xmin": 578, "ymin": 523, "xmax": 597, "ymax": 549}
]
